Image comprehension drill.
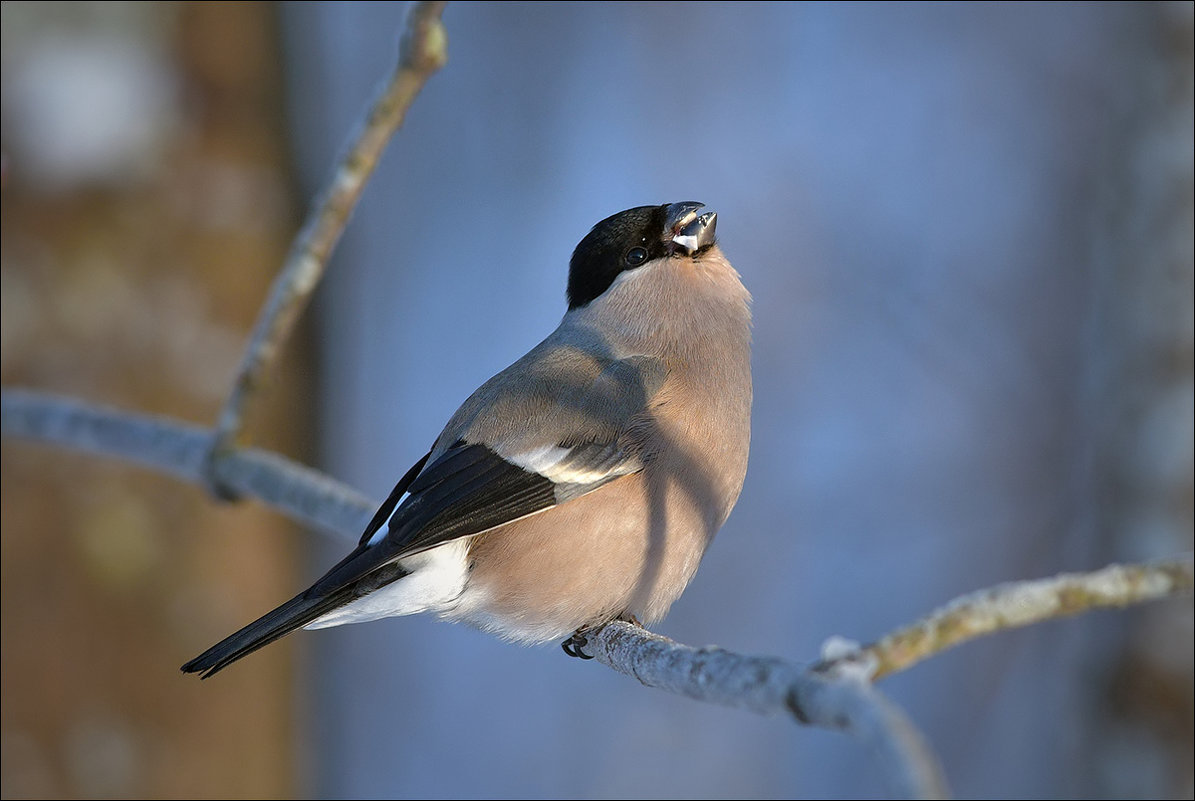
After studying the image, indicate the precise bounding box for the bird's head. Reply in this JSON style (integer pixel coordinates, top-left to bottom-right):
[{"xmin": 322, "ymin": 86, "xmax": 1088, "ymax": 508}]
[{"xmin": 567, "ymin": 202, "xmax": 718, "ymax": 310}]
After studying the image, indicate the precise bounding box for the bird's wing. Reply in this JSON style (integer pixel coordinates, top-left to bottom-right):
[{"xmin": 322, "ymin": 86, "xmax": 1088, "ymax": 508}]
[
  {"xmin": 312, "ymin": 350, "xmax": 668, "ymax": 591},
  {"xmin": 181, "ymin": 351, "xmax": 665, "ymax": 678}
]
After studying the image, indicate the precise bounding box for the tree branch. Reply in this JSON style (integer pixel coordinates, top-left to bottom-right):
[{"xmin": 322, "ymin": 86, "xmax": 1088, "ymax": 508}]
[
  {"xmin": 847, "ymin": 555, "xmax": 1195, "ymax": 681},
  {"xmin": 209, "ymin": 0, "xmax": 448, "ymax": 464},
  {"xmin": 586, "ymin": 621, "xmax": 950, "ymax": 800},
  {"xmin": 2, "ymin": 389, "xmax": 372, "ymax": 540}
]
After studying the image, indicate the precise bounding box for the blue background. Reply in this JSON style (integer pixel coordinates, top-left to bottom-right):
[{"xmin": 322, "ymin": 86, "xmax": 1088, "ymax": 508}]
[{"xmin": 279, "ymin": 3, "xmax": 1191, "ymax": 798}]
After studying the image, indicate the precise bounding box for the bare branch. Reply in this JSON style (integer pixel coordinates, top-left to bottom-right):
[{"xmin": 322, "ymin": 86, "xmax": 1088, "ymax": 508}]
[
  {"xmin": 587, "ymin": 622, "xmax": 949, "ymax": 800},
  {"xmin": 2, "ymin": 389, "xmax": 372, "ymax": 540},
  {"xmin": 210, "ymin": 1, "xmax": 449, "ymax": 461},
  {"xmin": 848, "ymin": 556, "xmax": 1195, "ymax": 681}
]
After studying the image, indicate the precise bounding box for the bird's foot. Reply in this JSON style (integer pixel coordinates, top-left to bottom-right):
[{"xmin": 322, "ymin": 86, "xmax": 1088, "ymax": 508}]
[
  {"xmin": 561, "ymin": 629, "xmax": 594, "ymax": 659},
  {"xmin": 562, "ymin": 616, "xmax": 645, "ymax": 658}
]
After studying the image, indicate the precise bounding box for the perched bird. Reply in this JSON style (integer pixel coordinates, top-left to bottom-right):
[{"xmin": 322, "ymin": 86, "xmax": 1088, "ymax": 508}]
[{"xmin": 182, "ymin": 202, "xmax": 752, "ymax": 678}]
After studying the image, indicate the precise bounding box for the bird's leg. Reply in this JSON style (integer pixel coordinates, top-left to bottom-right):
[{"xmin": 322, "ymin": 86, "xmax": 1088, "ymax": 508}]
[
  {"xmin": 561, "ymin": 628, "xmax": 595, "ymax": 659},
  {"xmin": 618, "ymin": 614, "xmax": 644, "ymax": 628}
]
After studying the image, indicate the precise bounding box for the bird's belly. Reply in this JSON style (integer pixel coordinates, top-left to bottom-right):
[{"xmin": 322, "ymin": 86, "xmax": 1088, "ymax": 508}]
[{"xmin": 446, "ymin": 469, "xmax": 724, "ymax": 643}]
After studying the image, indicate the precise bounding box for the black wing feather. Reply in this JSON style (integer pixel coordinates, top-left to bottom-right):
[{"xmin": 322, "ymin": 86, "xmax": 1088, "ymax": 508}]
[
  {"xmin": 395, "ymin": 442, "xmax": 558, "ymax": 552},
  {"xmin": 309, "ymin": 442, "xmax": 556, "ymax": 594},
  {"xmin": 356, "ymin": 449, "xmax": 431, "ymax": 546}
]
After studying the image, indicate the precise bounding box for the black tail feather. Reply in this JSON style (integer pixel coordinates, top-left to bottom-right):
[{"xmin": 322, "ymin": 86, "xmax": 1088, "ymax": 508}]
[
  {"xmin": 181, "ymin": 560, "xmax": 409, "ymax": 679},
  {"xmin": 181, "ymin": 591, "xmax": 343, "ymax": 679}
]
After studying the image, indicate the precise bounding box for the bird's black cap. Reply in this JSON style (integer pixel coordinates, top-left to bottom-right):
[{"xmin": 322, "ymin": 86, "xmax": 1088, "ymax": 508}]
[{"xmin": 567, "ymin": 202, "xmax": 717, "ymax": 310}]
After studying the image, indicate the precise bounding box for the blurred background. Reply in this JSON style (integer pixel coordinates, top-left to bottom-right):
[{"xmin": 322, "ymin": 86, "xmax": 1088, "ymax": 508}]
[{"xmin": 2, "ymin": 2, "xmax": 1191, "ymax": 798}]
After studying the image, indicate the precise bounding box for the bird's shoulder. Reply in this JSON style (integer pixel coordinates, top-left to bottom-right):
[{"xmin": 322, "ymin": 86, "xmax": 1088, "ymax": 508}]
[{"xmin": 435, "ymin": 322, "xmax": 668, "ymax": 455}]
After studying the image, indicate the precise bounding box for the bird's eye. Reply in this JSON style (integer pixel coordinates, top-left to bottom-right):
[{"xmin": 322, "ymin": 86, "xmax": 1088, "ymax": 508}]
[{"xmin": 624, "ymin": 247, "xmax": 649, "ymax": 267}]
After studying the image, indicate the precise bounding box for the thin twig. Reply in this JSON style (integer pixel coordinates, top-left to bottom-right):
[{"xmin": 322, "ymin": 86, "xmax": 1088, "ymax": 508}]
[
  {"xmin": 209, "ymin": 1, "xmax": 448, "ymax": 467},
  {"xmin": 587, "ymin": 622, "xmax": 949, "ymax": 800},
  {"xmin": 845, "ymin": 556, "xmax": 1195, "ymax": 681},
  {"xmin": 2, "ymin": 389, "xmax": 373, "ymax": 540}
]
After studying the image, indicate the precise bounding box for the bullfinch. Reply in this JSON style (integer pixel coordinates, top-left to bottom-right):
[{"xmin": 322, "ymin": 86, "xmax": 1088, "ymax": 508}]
[{"xmin": 182, "ymin": 201, "xmax": 752, "ymax": 677}]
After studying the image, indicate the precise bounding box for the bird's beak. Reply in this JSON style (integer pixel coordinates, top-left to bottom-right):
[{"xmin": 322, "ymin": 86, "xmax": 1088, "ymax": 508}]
[{"xmin": 665, "ymin": 201, "xmax": 718, "ymax": 256}]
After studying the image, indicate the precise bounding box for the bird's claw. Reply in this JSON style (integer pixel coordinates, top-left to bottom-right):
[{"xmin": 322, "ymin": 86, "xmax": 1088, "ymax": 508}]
[{"xmin": 561, "ymin": 630, "xmax": 594, "ymax": 659}]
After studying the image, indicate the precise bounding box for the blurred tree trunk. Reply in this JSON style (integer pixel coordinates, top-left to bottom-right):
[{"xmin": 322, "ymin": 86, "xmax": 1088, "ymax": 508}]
[
  {"xmin": 1, "ymin": 3, "xmax": 305, "ymax": 797},
  {"xmin": 1087, "ymin": 4, "xmax": 1194, "ymax": 795}
]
